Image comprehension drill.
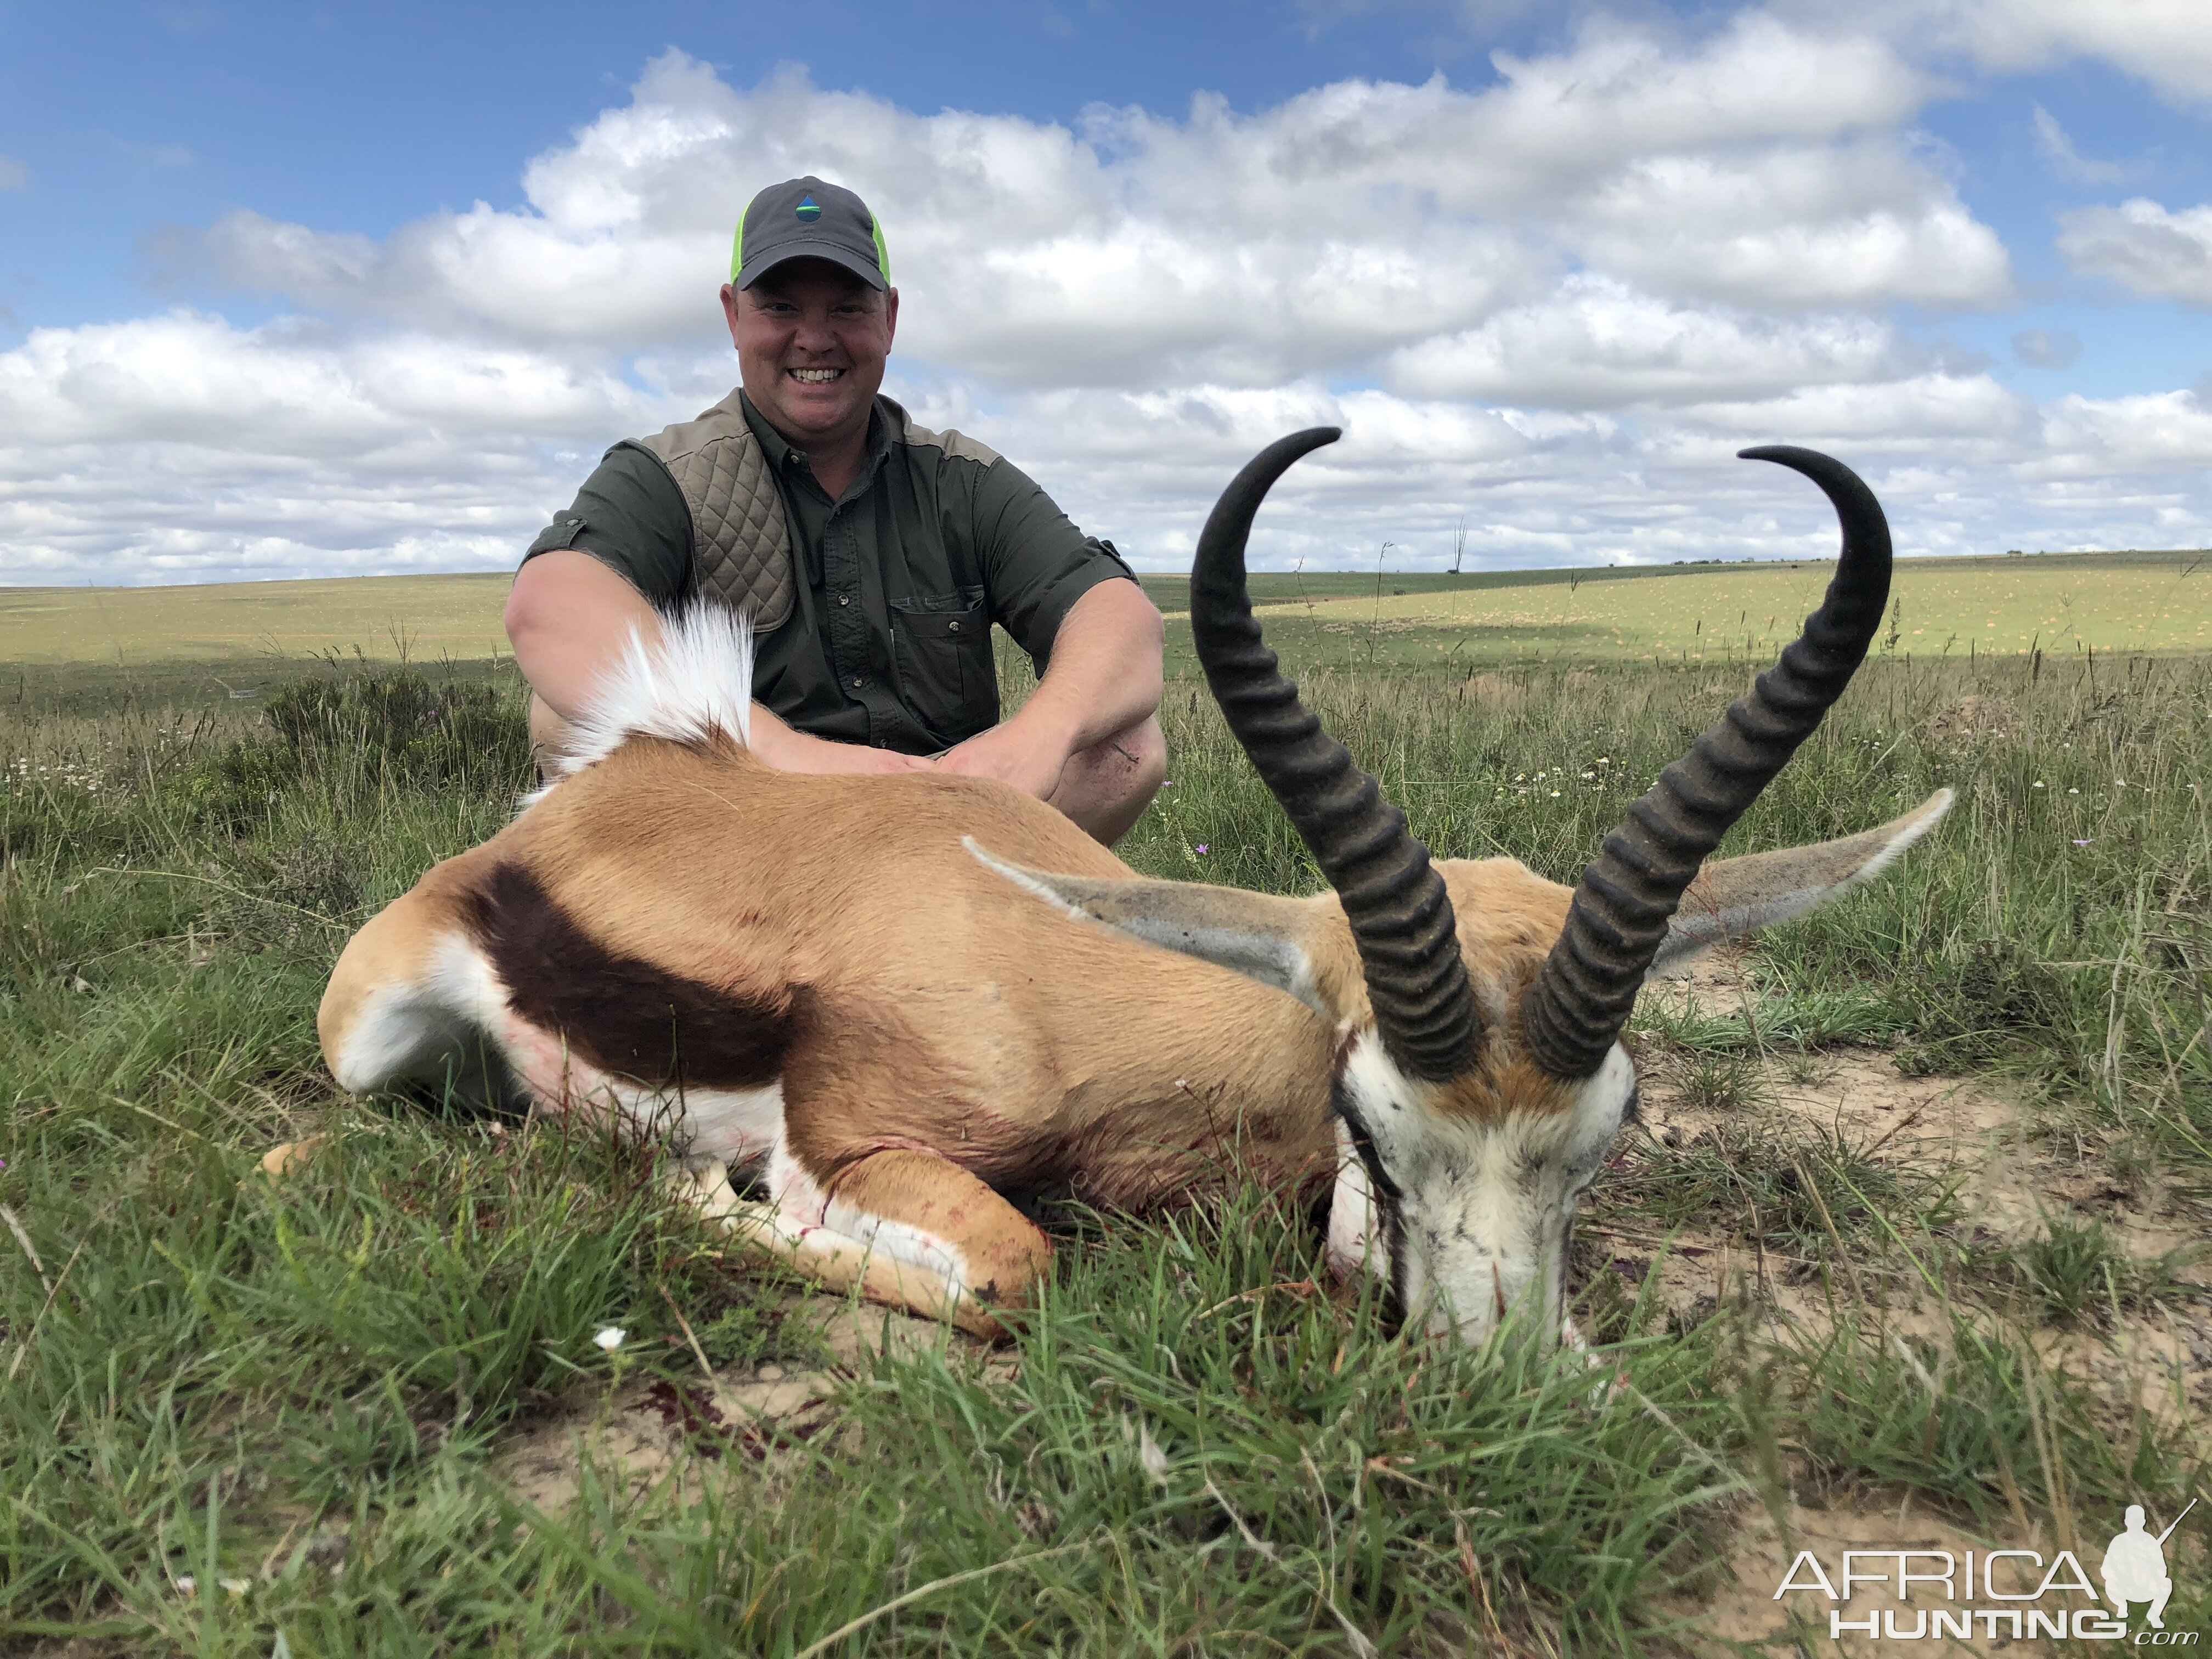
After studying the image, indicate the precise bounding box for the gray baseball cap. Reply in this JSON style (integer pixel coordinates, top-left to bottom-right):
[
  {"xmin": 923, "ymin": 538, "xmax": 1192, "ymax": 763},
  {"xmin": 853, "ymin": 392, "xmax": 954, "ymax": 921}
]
[{"xmin": 730, "ymin": 176, "xmax": 891, "ymax": 291}]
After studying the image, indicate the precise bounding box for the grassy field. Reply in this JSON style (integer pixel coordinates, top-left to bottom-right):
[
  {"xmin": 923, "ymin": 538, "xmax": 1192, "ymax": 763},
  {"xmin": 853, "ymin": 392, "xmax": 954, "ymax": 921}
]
[
  {"xmin": 5, "ymin": 546, "xmax": 2205, "ymax": 705},
  {"xmin": 1212, "ymin": 546, "xmax": 2212, "ymax": 667},
  {"xmin": 1, "ymin": 591, "xmax": 2207, "ymax": 1652}
]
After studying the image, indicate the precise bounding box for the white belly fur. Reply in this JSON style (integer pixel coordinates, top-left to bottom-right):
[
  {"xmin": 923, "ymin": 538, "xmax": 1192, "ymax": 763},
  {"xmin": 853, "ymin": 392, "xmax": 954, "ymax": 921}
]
[{"xmin": 338, "ymin": 932, "xmax": 786, "ymax": 1169}]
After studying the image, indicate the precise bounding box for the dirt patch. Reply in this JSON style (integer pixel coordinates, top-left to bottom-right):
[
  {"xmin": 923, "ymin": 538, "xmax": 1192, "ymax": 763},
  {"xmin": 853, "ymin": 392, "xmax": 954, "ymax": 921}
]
[
  {"xmin": 495, "ymin": 1294, "xmax": 990, "ymax": 1514},
  {"xmin": 1640, "ymin": 1042, "xmax": 2015, "ymax": 1178},
  {"xmin": 1611, "ymin": 973, "xmax": 2209, "ymax": 1651},
  {"xmin": 1615, "ymin": 1036, "xmax": 2204, "ymax": 1363}
]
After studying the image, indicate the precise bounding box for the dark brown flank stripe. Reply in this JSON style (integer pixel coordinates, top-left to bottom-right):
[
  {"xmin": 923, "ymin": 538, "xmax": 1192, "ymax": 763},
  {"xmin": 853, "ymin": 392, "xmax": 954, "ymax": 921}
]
[{"xmin": 467, "ymin": 862, "xmax": 791, "ymax": 1090}]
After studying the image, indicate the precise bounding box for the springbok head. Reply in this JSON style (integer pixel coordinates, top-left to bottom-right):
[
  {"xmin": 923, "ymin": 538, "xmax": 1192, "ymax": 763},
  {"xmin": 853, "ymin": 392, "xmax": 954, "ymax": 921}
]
[{"xmin": 981, "ymin": 430, "xmax": 1949, "ymax": 1347}]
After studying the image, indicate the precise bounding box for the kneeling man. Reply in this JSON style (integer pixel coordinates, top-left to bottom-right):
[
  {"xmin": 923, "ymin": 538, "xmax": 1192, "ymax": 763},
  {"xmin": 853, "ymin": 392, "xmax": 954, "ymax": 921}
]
[{"xmin": 506, "ymin": 175, "xmax": 1167, "ymax": 844}]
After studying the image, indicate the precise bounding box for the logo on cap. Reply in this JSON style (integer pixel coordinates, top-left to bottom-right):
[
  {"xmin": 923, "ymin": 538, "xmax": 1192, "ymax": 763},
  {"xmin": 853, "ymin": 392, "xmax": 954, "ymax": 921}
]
[{"xmin": 795, "ymin": 195, "xmax": 822, "ymax": 222}]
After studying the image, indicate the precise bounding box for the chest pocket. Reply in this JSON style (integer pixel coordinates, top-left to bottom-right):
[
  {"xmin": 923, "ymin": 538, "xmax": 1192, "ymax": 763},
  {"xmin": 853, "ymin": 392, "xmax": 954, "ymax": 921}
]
[{"xmin": 890, "ymin": 586, "xmax": 998, "ymax": 747}]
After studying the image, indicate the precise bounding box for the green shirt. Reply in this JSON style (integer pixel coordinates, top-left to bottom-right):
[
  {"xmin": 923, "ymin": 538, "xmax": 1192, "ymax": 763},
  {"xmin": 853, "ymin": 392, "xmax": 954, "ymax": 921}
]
[{"xmin": 522, "ymin": 392, "xmax": 1136, "ymax": 754}]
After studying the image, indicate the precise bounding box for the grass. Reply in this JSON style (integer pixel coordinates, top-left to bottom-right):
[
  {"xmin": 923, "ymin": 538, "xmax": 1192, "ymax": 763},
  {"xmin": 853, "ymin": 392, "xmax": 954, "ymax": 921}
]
[
  {"xmin": 3, "ymin": 614, "xmax": 2209, "ymax": 1651},
  {"xmin": 1201, "ymin": 546, "xmax": 2212, "ymax": 665},
  {"xmin": 2011, "ymin": 1212, "xmax": 2202, "ymax": 1326},
  {"xmin": 6, "ymin": 544, "xmax": 2205, "ymax": 697},
  {"xmin": 1590, "ymin": 1122, "xmax": 1956, "ymax": 1262}
]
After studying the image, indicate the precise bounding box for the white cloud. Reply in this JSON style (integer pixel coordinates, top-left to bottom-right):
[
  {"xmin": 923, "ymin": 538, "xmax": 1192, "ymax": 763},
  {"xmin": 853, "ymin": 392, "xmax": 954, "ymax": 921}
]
[
  {"xmin": 2029, "ymin": 105, "xmax": 2126, "ymax": 185},
  {"xmin": 2057, "ymin": 198, "xmax": 2212, "ymax": 307},
  {"xmin": 1570, "ymin": 146, "xmax": 2007, "ymax": 308},
  {"xmin": 166, "ymin": 18, "xmax": 2003, "ymax": 388},
  {"xmin": 1673, "ymin": 373, "xmax": 2034, "ymax": 446},
  {"xmin": 2036, "ymin": 389, "xmax": 2212, "ymax": 473},
  {"xmin": 0, "ymin": 313, "xmax": 673, "ymax": 586},
  {"xmin": 1385, "ymin": 275, "xmax": 1912, "ymax": 405},
  {"xmin": 8, "ymin": 26, "xmax": 2211, "ymax": 588},
  {"xmin": 1935, "ymin": 0, "xmax": 2212, "ymax": 107}
]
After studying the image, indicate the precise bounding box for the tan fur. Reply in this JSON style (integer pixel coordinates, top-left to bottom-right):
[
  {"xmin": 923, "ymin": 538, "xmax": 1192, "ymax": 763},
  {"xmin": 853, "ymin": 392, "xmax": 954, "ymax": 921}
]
[
  {"xmin": 316, "ymin": 880, "xmax": 456, "ymax": 1064},
  {"xmin": 321, "ymin": 738, "xmax": 1341, "ymax": 1327},
  {"xmin": 679, "ymin": 1161, "xmax": 1013, "ymax": 1339},
  {"xmin": 321, "ymin": 723, "xmax": 1947, "ymax": 1334},
  {"xmin": 814, "ymin": 1148, "xmax": 1053, "ymax": 1308},
  {"xmin": 1213, "ymin": 855, "xmax": 1578, "ymax": 1122}
]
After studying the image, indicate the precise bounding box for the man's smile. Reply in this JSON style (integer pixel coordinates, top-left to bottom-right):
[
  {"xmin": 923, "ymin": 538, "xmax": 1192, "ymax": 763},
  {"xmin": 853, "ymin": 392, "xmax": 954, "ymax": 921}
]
[{"xmin": 789, "ymin": 366, "xmax": 843, "ymax": 383}]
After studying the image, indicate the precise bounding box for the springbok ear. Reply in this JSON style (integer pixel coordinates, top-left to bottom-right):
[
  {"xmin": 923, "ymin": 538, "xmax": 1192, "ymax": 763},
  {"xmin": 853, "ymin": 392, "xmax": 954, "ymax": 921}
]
[
  {"xmin": 964, "ymin": 838, "xmax": 1328, "ymax": 1014},
  {"xmin": 1649, "ymin": 790, "xmax": 1954, "ymax": 978}
]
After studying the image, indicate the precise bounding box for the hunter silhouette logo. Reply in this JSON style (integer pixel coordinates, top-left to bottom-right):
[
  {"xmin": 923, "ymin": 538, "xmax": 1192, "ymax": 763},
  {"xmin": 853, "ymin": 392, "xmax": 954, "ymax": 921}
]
[
  {"xmin": 2106, "ymin": 1502, "xmax": 2193, "ymax": 1631},
  {"xmin": 1771, "ymin": 1498, "xmax": 2199, "ymax": 1643}
]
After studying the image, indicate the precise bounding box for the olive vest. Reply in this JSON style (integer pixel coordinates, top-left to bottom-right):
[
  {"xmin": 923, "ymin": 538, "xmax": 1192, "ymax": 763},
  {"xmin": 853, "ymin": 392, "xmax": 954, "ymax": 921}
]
[{"xmin": 631, "ymin": 390, "xmax": 797, "ymax": 632}]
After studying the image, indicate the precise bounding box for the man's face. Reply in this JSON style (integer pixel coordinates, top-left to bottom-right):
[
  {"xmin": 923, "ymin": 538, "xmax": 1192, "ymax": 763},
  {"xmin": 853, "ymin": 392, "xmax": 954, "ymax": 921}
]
[{"xmin": 722, "ymin": 259, "xmax": 898, "ymax": 452}]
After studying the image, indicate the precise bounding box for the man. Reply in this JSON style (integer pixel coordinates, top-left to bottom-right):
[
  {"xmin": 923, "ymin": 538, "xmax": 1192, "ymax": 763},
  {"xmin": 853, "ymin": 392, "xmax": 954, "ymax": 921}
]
[{"xmin": 505, "ymin": 176, "xmax": 1167, "ymax": 844}]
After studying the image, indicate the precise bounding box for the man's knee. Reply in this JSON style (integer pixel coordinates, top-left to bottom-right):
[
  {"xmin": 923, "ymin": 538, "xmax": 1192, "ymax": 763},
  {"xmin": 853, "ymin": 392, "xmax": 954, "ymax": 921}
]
[
  {"xmin": 1050, "ymin": 714, "xmax": 1167, "ymax": 845},
  {"xmin": 1118, "ymin": 715, "xmax": 1169, "ymax": 793},
  {"xmin": 1081, "ymin": 715, "xmax": 1166, "ymax": 806}
]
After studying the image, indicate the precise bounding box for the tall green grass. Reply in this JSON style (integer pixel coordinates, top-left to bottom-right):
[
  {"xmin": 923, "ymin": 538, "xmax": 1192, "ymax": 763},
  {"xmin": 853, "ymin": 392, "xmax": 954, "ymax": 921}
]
[{"xmin": 2, "ymin": 642, "xmax": 2205, "ymax": 1652}]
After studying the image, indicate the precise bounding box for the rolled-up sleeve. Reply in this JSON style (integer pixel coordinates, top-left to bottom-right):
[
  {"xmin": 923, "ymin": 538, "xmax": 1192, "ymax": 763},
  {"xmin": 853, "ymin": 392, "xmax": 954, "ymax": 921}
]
[
  {"xmin": 520, "ymin": 444, "xmax": 694, "ymax": 610},
  {"xmin": 970, "ymin": 459, "xmax": 1137, "ymax": 676}
]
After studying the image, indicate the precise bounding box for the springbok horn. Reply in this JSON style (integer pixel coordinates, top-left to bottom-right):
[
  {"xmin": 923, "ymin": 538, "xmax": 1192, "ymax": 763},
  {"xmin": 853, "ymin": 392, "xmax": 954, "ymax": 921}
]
[
  {"xmin": 1520, "ymin": 445, "xmax": 1894, "ymax": 1080},
  {"xmin": 1190, "ymin": 428, "xmax": 1480, "ymax": 1081}
]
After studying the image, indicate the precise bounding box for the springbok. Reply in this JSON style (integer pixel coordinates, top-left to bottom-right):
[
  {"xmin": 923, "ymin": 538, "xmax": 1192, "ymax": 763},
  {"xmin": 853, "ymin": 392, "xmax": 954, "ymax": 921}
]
[{"xmin": 318, "ymin": 432, "xmax": 1949, "ymax": 1345}]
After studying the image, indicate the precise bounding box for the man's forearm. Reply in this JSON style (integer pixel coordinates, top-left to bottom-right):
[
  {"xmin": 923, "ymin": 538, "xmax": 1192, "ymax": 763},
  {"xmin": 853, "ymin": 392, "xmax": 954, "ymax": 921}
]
[
  {"xmin": 506, "ymin": 551, "xmax": 667, "ymax": 724},
  {"xmin": 511, "ymin": 554, "xmax": 927, "ymax": 778},
  {"xmin": 1015, "ymin": 578, "xmax": 1165, "ymax": 755}
]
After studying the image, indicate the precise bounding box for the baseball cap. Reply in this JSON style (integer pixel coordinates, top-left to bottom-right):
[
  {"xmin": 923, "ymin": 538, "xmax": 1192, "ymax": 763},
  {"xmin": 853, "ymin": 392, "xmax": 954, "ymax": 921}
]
[{"xmin": 730, "ymin": 177, "xmax": 891, "ymax": 291}]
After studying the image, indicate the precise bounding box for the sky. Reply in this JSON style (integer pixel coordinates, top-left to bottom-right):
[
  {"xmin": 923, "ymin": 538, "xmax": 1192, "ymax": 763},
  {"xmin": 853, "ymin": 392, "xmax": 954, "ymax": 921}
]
[{"xmin": 3, "ymin": 0, "xmax": 2211, "ymax": 586}]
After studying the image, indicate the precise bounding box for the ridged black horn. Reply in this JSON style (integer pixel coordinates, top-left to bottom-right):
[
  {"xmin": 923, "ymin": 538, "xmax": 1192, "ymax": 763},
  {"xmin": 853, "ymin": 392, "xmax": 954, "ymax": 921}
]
[
  {"xmin": 1520, "ymin": 445, "xmax": 1894, "ymax": 1080},
  {"xmin": 1190, "ymin": 428, "xmax": 1480, "ymax": 1081}
]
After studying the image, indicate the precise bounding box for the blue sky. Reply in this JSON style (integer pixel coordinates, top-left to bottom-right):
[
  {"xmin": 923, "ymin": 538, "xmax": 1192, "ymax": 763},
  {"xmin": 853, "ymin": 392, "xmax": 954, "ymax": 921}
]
[
  {"xmin": 8, "ymin": 2, "xmax": 1563, "ymax": 327},
  {"xmin": 4, "ymin": 0, "xmax": 2211, "ymax": 584}
]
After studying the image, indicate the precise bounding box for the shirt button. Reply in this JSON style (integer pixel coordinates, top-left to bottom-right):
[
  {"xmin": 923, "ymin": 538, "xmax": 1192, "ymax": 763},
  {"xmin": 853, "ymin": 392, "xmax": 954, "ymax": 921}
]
[
  {"xmin": 851, "ymin": 676, "xmax": 866, "ymax": 689},
  {"xmin": 837, "ymin": 595, "xmax": 850, "ymax": 607},
  {"xmin": 947, "ymin": 620, "xmax": 961, "ymax": 632}
]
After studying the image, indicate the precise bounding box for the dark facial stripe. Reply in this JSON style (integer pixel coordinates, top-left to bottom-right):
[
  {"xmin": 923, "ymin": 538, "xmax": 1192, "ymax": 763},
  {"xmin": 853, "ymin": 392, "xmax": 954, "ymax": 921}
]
[
  {"xmin": 1332, "ymin": 1081, "xmax": 1406, "ymax": 1318},
  {"xmin": 467, "ymin": 862, "xmax": 791, "ymax": 1090}
]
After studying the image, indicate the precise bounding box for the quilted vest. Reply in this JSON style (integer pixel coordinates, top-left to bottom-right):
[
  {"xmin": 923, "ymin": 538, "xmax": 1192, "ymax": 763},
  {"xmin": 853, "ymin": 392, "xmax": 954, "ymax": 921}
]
[{"xmin": 632, "ymin": 390, "xmax": 795, "ymax": 632}]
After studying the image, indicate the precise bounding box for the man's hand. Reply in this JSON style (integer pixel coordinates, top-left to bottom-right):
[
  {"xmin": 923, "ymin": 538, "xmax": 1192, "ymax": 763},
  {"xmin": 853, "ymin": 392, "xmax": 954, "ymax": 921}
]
[
  {"xmin": 931, "ymin": 579, "xmax": 1167, "ymax": 838},
  {"xmin": 930, "ymin": 717, "xmax": 1072, "ymax": 802},
  {"xmin": 747, "ymin": 705, "xmax": 934, "ymax": 777}
]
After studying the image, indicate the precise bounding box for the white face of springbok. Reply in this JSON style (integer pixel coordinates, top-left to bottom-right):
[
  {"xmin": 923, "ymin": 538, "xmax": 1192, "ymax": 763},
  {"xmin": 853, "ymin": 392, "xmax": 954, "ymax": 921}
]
[
  {"xmin": 1333, "ymin": 1028, "xmax": 1636, "ymax": 1344},
  {"xmin": 981, "ymin": 426, "xmax": 1953, "ymax": 1351}
]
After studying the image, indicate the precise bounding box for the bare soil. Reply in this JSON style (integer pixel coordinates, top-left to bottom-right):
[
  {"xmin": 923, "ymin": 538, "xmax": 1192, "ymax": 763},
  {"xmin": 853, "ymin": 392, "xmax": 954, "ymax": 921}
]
[
  {"xmin": 1632, "ymin": 964, "xmax": 2208, "ymax": 1655},
  {"xmin": 494, "ymin": 1296, "xmax": 991, "ymax": 1516}
]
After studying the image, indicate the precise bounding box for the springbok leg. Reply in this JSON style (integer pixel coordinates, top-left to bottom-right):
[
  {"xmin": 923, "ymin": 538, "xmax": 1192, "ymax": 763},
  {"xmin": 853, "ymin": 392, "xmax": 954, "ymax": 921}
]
[{"xmin": 672, "ymin": 1146, "xmax": 1051, "ymax": 1340}]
